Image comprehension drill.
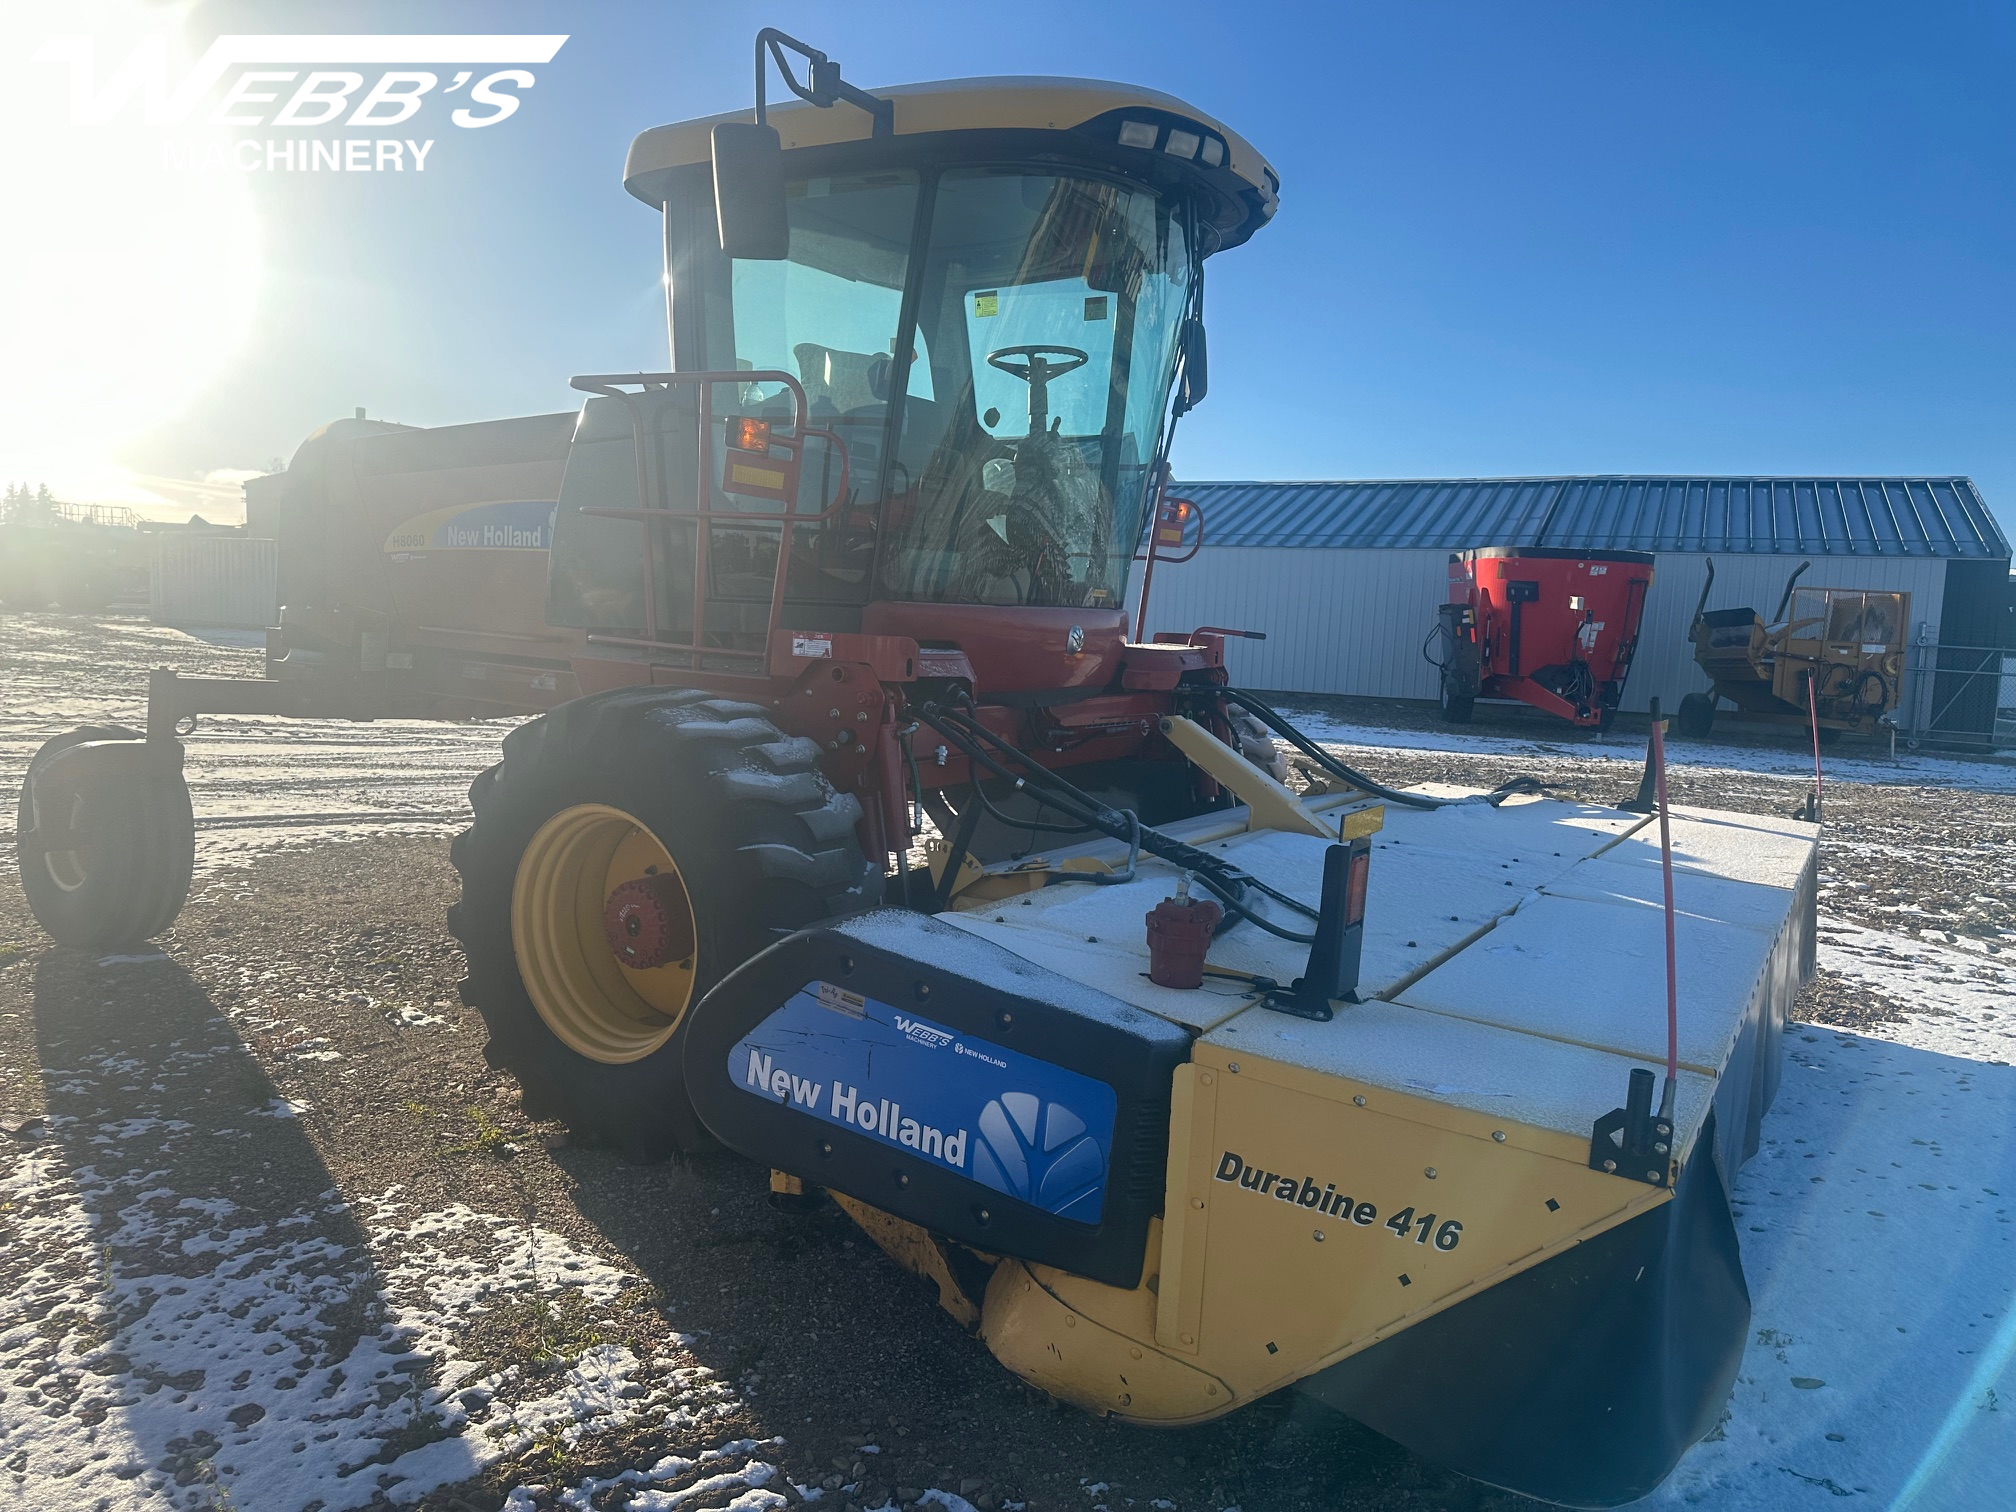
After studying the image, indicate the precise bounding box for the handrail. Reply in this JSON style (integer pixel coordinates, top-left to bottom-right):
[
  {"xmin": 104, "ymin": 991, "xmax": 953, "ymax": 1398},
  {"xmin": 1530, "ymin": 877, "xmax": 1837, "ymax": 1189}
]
[
  {"xmin": 1132, "ymin": 490, "xmax": 1205, "ymax": 641},
  {"xmin": 567, "ymin": 370, "xmax": 853, "ymax": 673}
]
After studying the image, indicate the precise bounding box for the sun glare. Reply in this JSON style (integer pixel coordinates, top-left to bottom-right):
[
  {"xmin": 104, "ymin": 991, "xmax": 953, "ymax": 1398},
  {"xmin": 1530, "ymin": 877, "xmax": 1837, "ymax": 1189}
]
[{"xmin": 0, "ymin": 2, "xmax": 261, "ymax": 511}]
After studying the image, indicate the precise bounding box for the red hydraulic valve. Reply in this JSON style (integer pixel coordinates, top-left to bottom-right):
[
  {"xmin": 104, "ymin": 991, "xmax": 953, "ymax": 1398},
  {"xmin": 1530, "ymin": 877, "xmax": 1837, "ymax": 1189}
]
[{"xmin": 1146, "ymin": 874, "xmax": 1223, "ymax": 989}]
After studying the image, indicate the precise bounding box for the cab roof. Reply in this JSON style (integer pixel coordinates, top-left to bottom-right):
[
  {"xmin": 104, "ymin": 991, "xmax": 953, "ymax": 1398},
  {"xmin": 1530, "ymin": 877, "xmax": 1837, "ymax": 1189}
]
[{"xmin": 624, "ymin": 75, "xmax": 1278, "ymax": 250}]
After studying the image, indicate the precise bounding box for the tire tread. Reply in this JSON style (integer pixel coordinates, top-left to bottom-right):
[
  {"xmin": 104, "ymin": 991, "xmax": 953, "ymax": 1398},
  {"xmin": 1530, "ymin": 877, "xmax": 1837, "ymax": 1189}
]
[{"xmin": 448, "ymin": 685, "xmax": 880, "ymax": 1160}]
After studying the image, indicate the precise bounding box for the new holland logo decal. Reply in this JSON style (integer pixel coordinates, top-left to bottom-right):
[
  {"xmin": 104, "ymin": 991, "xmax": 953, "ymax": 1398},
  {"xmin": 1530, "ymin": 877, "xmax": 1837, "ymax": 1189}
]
[
  {"xmin": 729, "ymin": 985, "xmax": 1117, "ymax": 1223},
  {"xmin": 383, "ymin": 499, "xmax": 555, "ymax": 554}
]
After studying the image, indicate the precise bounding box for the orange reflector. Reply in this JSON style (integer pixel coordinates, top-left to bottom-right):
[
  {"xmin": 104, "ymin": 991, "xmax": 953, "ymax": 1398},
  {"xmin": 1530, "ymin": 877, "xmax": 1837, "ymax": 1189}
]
[
  {"xmin": 728, "ymin": 462, "xmax": 788, "ymax": 490},
  {"xmin": 728, "ymin": 416, "xmax": 771, "ymax": 453},
  {"xmin": 1345, "ymin": 848, "xmax": 1370, "ymax": 927}
]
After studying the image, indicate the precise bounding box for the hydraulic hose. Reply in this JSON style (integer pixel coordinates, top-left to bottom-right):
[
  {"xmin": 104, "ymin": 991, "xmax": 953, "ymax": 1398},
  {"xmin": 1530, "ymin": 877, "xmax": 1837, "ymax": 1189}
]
[
  {"xmin": 942, "ymin": 751, "xmax": 1141, "ymax": 885},
  {"xmin": 924, "ymin": 714, "xmax": 1128, "ymax": 837},
  {"xmin": 913, "ymin": 703, "xmax": 1317, "ymax": 943},
  {"xmin": 959, "ymin": 776, "xmax": 1107, "ymax": 837},
  {"xmin": 939, "ymin": 704, "xmax": 1325, "ymax": 930},
  {"xmin": 898, "ymin": 721, "xmax": 925, "ymax": 840},
  {"xmin": 1041, "ymin": 809, "xmax": 1141, "ymax": 887},
  {"xmin": 1220, "ymin": 689, "xmax": 1546, "ymax": 810}
]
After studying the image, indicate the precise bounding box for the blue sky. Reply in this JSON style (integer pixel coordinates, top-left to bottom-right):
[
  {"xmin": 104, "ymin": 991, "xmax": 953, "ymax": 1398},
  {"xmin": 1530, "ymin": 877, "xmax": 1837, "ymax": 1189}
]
[{"xmin": 6, "ymin": 0, "xmax": 2013, "ymax": 540}]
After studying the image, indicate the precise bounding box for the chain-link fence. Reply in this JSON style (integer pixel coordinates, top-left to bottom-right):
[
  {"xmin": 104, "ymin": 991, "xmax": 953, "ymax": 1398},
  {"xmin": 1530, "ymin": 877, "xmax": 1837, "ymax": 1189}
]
[{"xmin": 1892, "ymin": 635, "xmax": 2014, "ymax": 750}]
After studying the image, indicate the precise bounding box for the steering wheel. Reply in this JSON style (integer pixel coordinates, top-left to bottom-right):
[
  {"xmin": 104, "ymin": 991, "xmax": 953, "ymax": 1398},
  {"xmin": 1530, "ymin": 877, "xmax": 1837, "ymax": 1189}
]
[
  {"xmin": 986, "ymin": 344, "xmax": 1090, "ymax": 436},
  {"xmin": 986, "ymin": 345, "xmax": 1090, "ymax": 383}
]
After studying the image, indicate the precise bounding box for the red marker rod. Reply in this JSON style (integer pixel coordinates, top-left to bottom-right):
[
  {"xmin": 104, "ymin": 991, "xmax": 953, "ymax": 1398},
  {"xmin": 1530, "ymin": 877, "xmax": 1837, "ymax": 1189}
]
[
  {"xmin": 1649, "ymin": 706, "xmax": 1681, "ymax": 1115},
  {"xmin": 1806, "ymin": 670, "xmax": 1824, "ymax": 822}
]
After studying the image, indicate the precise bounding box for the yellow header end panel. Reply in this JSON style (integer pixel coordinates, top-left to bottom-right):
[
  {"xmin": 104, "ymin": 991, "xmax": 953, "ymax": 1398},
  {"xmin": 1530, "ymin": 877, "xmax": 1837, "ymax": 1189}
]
[
  {"xmin": 1148, "ymin": 1049, "xmax": 1672, "ymax": 1409},
  {"xmin": 977, "ymin": 1051, "xmax": 1673, "ymax": 1426}
]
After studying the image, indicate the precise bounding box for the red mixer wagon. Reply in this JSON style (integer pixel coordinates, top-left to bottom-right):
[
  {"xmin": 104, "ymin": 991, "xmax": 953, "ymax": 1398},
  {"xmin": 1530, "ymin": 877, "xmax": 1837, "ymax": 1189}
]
[{"xmin": 1433, "ymin": 546, "xmax": 1654, "ymax": 730}]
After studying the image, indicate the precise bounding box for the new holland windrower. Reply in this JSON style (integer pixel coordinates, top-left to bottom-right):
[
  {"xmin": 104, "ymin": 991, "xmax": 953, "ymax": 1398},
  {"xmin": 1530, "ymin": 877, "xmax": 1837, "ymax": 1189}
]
[{"xmin": 14, "ymin": 32, "xmax": 1817, "ymax": 1505}]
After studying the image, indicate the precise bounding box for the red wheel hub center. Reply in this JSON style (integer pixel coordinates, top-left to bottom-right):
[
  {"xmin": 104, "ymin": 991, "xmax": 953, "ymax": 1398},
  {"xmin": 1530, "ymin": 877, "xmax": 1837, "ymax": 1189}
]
[{"xmin": 602, "ymin": 873, "xmax": 695, "ymax": 970}]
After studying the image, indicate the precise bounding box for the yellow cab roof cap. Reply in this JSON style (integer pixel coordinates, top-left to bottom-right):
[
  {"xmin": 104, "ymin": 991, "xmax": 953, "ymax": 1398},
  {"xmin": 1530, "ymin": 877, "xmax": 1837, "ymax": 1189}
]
[{"xmin": 625, "ymin": 75, "xmax": 1278, "ymax": 250}]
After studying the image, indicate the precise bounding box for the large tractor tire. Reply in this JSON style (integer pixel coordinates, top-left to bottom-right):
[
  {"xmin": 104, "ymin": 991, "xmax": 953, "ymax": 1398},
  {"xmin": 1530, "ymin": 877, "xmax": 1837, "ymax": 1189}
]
[
  {"xmin": 17, "ymin": 726, "xmax": 195, "ymax": 950},
  {"xmin": 1675, "ymin": 693, "xmax": 1716, "ymax": 739},
  {"xmin": 448, "ymin": 688, "xmax": 883, "ymax": 1160}
]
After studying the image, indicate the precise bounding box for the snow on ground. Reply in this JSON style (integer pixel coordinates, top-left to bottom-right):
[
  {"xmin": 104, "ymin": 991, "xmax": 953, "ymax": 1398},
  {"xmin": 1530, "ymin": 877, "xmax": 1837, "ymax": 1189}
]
[
  {"xmin": 6, "ymin": 614, "xmax": 2015, "ymax": 1508},
  {"xmin": 498, "ymin": 1440, "xmax": 797, "ymax": 1511},
  {"xmin": 1815, "ymin": 919, "xmax": 2016, "ymax": 1061},
  {"xmin": 1637, "ymin": 914, "xmax": 2016, "ymax": 1508},
  {"xmin": 0, "ymin": 948, "xmax": 984, "ymax": 1511},
  {"xmin": 500, "ymin": 1453, "xmax": 987, "ymax": 1512},
  {"xmin": 158, "ymin": 718, "xmax": 509, "ymax": 879},
  {"xmin": 0, "ymin": 1107, "xmax": 751, "ymax": 1508},
  {"xmin": 0, "ymin": 616, "xmax": 509, "ymax": 885},
  {"xmin": 1288, "ymin": 709, "xmax": 2016, "ymax": 795},
  {"xmin": 1646, "ymin": 1009, "xmax": 2016, "ymax": 1508}
]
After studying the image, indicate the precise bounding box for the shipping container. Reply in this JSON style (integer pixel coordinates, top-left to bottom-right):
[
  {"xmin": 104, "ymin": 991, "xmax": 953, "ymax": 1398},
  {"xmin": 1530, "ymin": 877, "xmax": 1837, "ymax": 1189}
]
[{"xmin": 149, "ymin": 535, "xmax": 278, "ymax": 629}]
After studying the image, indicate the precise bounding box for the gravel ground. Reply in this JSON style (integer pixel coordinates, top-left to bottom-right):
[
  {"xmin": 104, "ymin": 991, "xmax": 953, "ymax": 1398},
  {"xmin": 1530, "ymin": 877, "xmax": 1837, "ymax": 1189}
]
[{"xmin": 1, "ymin": 615, "xmax": 2011, "ymax": 1512}]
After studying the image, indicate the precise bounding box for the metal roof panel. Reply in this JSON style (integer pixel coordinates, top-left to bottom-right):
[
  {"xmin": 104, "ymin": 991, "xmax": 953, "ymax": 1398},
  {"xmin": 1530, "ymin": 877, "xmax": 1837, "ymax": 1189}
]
[{"xmin": 1172, "ymin": 476, "xmax": 2008, "ymax": 558}]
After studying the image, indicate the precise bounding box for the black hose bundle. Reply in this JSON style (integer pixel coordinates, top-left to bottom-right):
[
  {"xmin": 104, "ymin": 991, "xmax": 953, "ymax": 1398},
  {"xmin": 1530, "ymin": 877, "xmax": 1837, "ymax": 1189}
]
[
  {"xmin": 1220, "ymin": 689, "xmax": 1547, "ymax": 811},
  {"xmin": 913, "ymin": 699, "xmax": 1321, "ymax": 944},
  {"xmin": 907, "ymin": 690, "xmax": 1552, "ymax": 947}
]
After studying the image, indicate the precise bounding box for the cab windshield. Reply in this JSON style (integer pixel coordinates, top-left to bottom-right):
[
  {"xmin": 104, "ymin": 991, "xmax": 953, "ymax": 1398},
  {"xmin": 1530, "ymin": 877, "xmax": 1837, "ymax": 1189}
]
[
  {"xmin": 882, "ymin": 169, "xmax": 1192, "ymax": 607},
  {"xmin": 718, "ymin": 164, "xmax": 1192, "ymax": 612}
]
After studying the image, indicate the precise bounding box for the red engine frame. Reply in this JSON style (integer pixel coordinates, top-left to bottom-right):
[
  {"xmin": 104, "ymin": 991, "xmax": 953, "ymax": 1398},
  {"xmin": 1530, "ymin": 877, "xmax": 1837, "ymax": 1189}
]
[
  {"xmin": 563, "ymin": 374, "xmax": 1236, "ymax": 871},
  {"xmin": 1440, "ymin": 547, "xmax": 1654, "ymax": 728}
]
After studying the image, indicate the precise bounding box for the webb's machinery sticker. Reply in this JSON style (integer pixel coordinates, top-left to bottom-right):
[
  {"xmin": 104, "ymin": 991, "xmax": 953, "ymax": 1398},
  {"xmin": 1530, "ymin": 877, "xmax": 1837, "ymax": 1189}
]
[
  {"xmin": 383, "ymin": 500, "xmax": 556, "ymax": 554},
  {"xmin": 729, "ymin": 984, "xmax": 1116, "ymax": 1223}
]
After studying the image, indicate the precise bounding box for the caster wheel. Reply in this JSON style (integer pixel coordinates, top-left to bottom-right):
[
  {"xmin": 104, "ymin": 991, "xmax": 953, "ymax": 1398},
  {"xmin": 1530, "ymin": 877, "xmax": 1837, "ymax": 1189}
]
[{"xmin": 17, "ymin": 728, "xmax": 193, "ymax": 950}]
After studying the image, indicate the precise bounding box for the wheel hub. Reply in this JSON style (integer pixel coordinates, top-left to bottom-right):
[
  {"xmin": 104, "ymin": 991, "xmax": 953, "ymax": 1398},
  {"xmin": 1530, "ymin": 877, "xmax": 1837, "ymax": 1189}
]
[
  {"xmin": 602, "ymin": 873, "xmax": 696, "ymax": 969},
  {"xmin": 510, "ymin": 804, "xmax": 698, "ymax": 1064}
]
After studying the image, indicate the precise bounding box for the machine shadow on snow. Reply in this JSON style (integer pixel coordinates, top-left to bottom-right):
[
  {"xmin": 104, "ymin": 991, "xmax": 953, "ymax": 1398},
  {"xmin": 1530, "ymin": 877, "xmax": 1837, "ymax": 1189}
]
[
  {"xmin": 16, "ymin": 951, "xmax": 402, "ymax": 1503},
  {"xmin": 554, "ymin": 1143, "xmax": 1508, "ymax": 1510}
]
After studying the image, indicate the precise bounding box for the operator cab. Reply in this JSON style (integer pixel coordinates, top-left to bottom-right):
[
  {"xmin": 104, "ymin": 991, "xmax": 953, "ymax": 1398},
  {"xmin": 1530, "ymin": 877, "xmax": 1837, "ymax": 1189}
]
[{"xmin": 549, "ymin": 49, "xmax": 1275, "ymax": 656}]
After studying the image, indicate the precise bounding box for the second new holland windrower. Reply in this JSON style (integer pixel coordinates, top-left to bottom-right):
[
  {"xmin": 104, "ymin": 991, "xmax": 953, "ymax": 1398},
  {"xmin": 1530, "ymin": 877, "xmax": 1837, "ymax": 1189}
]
[{"xmin": 14, "ymin": 32, "xmax": 1817, "ymax": 1507}]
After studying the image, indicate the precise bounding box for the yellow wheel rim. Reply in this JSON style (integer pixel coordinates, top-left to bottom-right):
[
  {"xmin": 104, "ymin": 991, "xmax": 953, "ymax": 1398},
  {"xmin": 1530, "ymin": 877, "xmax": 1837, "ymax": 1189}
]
[{"xmin": 511, "ymin": 803, "xmax": 697, "ymax": 1064}]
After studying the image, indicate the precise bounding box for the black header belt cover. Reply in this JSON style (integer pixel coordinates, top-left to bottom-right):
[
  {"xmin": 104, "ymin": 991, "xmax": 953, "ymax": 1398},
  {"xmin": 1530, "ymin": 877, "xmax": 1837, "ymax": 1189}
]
[{"xmin": 682, "ymin": 909, "xmax": 1193, "ymax": 1288}]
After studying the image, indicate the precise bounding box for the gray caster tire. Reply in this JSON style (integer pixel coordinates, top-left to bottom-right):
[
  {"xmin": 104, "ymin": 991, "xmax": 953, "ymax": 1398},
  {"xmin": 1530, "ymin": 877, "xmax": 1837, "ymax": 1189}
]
[{"xmin": 17, "ymin": 727, "xmax": 195, "ymax": 950}]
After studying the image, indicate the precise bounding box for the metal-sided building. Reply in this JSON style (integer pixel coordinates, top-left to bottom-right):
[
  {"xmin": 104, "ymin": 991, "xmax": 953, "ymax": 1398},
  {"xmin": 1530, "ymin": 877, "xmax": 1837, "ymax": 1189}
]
[{"xmin": 1139, "ymin": 476, "xmax": 2011, "ymax": 743}]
